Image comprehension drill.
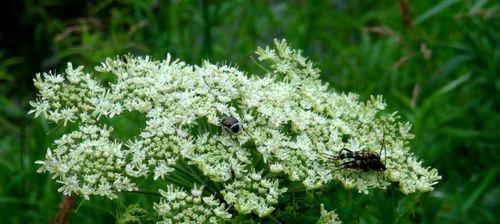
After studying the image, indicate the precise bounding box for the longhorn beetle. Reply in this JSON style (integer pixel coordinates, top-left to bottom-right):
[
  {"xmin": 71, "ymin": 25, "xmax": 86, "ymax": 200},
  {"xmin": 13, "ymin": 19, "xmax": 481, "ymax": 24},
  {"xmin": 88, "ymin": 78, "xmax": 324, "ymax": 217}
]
[{"xmin": 323, "ymin": 132, "xmax": 387, "ymax": 174}]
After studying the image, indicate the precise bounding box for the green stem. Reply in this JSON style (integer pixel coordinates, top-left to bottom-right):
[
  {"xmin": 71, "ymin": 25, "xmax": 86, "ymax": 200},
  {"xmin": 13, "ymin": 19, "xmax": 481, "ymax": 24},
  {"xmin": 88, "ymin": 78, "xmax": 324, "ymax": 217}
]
[
  {"xmin": 267, "ymin": 215, "xmax": 282, "ymax": 224},
  {"xmin": 166, "ymin": 172, "xmax": 195, "ymax": 189},
  {"xmin": 174, "ymin": 162, "xmax": 203, "ymax": 185},
  {"xmin": 175, "ymin": 161, "xmax": 222, "ymax": 194},
  {"xmin": 123, "ymin": 190, "xmax": 161, "ymax": 196}
]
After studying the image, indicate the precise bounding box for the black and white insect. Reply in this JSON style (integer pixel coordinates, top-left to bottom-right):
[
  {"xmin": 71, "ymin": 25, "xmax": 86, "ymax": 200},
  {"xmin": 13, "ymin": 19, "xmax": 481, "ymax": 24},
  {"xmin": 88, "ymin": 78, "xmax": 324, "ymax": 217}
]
[
  {"xmin": 200, "ymin": 75, "xmax": 253, "ymax": 140},
  {"xmin": 323, "ymin": 132, "xmax": 387, "ymax": 173},
  {"xmin": 220, "ymin": 116, "xmax": 242, "ymax": 133},
  {"xmin": 220, "ymin": 116, "xmax": 253, "ymax": 139}
]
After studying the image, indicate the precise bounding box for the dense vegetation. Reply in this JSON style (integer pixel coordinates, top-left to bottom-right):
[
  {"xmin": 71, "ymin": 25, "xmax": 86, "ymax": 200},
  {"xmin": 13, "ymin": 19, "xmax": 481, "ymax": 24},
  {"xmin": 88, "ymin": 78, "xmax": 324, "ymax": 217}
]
[{"xmin": 0, "ymin": 0, "xmax": 498, "ymax": 223}]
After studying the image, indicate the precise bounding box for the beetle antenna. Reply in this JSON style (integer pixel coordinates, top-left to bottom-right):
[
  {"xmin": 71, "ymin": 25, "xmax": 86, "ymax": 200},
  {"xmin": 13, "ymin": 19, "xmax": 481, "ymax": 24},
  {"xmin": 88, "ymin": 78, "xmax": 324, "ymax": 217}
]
[
  {"xmin": 241, "ymin": 125, "xmax": 254, "ymax": 141},
  {"xmin": 379, "ymin": 131, "xmax": 386, "ymax": 159}
]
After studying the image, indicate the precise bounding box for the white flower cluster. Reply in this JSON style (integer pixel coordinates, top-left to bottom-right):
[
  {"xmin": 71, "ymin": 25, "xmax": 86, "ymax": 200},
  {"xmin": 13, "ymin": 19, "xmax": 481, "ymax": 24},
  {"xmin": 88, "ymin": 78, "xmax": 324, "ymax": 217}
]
[
  {"xmin": 31, "ymin": 39, "xmax": 441, "ymax": 222},
  {"xmin": 155, "ymin": 185, "xmax": 232, "ymax": 224},
  {"xmin": 35, "ymin": 125, "xmax": 136, "ymax": 199},
  {"xmin": 188, "ymin": 134, "xmax": 252, "ymax": 182},
  {"xmin": 317, "ymin": 204, "xmax": 342, "ymax": 224},
  {"xmin": 221, "ymin": 171, "xmax": 287, "ymax": 217},
  {"xmin": 29, "ymin": 63, "xmax": 105, "ymax": 124},
  {"xmin": 253, "ymin": 40, "xmax": 441, "ymax": 193}
]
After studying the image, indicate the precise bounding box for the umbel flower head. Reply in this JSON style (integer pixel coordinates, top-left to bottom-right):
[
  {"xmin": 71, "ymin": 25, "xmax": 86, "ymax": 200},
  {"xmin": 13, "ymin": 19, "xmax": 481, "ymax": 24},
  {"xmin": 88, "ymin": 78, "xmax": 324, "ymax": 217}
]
[
  {"xmin": 317, "ymin": 204, "xmax": 342, "ymax": 224},
  {"xmin": 31, "ymin": 39, "xmax": 440, "ymax": 222},
  {"xmin": 155, "ymin": 185, "xmax": 232, "ymax": 223}
]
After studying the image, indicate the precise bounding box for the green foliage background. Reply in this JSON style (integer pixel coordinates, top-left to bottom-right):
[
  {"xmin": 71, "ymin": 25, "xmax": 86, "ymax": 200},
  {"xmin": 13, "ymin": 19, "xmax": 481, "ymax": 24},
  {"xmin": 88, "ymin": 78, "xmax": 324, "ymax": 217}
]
[{"xmin": 0, "ymin": 0, "xmax": 498, "ymax": 223}]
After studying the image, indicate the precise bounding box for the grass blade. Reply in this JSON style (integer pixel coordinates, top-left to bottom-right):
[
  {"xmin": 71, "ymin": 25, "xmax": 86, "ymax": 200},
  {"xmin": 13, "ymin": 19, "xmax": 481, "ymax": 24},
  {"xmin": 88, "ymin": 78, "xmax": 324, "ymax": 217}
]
[
  {"xmin": 437, "ymin": 73, "xmax": 471, "ymax": 95},
  {"xmin": 414, "ymin": 0, "xmax": 460, "ymax": 25}
]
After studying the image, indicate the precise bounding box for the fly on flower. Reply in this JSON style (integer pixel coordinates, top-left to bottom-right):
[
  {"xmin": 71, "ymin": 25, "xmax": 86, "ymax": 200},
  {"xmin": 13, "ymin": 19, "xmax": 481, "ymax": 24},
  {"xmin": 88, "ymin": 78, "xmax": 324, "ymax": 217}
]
[
  {"xmin": 220, "ymin": 116, "xmax": 253, "ymax": 140},
  {"xmin": 200, "ymin": 75, "xmax": 254, "ymax": 140}
]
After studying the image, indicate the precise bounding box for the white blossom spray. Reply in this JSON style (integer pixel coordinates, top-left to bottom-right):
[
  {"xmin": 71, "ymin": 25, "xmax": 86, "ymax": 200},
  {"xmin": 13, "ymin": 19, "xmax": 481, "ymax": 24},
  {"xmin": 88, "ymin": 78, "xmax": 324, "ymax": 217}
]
[{"xmin": 31, "ymin": 39, "xmax": 440, "ymax": 222}]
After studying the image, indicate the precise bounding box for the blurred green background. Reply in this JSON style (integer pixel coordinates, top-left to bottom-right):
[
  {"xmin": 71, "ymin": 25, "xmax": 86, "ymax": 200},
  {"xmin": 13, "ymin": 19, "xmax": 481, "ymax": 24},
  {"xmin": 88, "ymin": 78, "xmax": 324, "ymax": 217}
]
[{"xmin": 0, "ymin": 0, "xmax": 498, "ymax": 223}]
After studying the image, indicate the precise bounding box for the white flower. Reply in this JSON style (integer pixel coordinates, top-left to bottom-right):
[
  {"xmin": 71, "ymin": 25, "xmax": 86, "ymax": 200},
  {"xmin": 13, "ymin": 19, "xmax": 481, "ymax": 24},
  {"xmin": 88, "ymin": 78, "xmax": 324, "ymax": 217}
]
[
  {"xmin": 31, "ymin": 39, "xmax": 440, "ymax": 221},
  {"xmin": 155, "ymin": 185, "xmax": 231, "ymax": 223},
  {"xmin": 28, "ymin": 100, "xmax": 50, "ymax": 117},
  {"xmin": 37, "ymin": 125, "xmax": 136, "ymax": 199},
  {"xmin": 221, "ymin": 171, "xmax": 287, "ymax": 217},
  {"xmin": 317, "ymin": 204, "xmax": 342, "ymax": 224}
]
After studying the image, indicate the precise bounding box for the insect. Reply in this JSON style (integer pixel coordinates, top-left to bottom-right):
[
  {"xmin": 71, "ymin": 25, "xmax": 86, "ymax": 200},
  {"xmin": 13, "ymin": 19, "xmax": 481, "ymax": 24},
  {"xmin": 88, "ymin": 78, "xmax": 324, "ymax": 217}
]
[
  {"xmin": 323, "ymin": 132, "xmax": 387, "ymax": 173},
  {"xmin": 200, "ymin": 75, "xmax": 253, "ymax": 140},
  {"xmin": 220, "ymin": 116, "xmax": 253, "ymax": 139},
  {"xmin": 334, "ymin": 151, "xmax": 386, "ymax": 172},
  {"xmin": 220, "ymin": 116, "xmax": 242, "ymax": 133}
]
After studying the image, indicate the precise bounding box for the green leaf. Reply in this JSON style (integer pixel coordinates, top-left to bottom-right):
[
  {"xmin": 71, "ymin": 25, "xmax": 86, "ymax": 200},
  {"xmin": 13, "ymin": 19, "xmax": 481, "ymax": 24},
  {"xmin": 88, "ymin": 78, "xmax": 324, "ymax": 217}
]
[
  {"xmin": 437, "ymin": 73, "xmax": 471, "ymax": 95},
  {"xmin": 462, "ymin": 168, "xmax": 498, "ymax": 213},
  {"xmin": 414, "ymin": 0, "xmax": 461, "ymax": 25}
]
